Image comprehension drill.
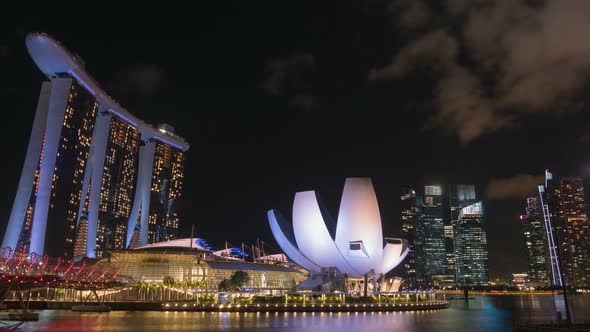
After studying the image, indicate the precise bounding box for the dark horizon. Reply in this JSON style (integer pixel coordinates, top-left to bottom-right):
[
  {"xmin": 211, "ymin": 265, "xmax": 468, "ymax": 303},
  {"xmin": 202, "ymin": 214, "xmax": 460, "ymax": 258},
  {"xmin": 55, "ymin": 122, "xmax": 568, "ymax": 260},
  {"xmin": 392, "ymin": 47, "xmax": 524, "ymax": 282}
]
[{"xmin": 4, "ymin": 5, "xmax": 590, "ymax": 281}]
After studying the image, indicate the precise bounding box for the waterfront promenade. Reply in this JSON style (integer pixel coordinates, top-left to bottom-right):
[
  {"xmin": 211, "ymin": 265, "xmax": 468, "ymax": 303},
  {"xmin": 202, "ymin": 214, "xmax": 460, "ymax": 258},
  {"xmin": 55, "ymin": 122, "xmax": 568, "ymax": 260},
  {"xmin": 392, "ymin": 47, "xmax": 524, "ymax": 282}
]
[{"xmin": 3, "ymin": 300, "xmax": 449, "ymax": 313}]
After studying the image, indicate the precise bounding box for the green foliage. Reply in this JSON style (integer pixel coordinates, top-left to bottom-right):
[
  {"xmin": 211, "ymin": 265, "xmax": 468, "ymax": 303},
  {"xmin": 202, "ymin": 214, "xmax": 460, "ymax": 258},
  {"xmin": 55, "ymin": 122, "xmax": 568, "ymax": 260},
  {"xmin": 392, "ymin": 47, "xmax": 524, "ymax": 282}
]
[
  {"xmin": 218, "ymin": 271, "xmax": 251, "ymax": 292},
  {"xmin": 346, "ymin": 296, "xmax": 377, "ymax": 303},
  {"xmin": 287, "ymin": 295, "xmax": 305, "ymax": 303},
  {"xmin": 251, "ymin": 296, "xmax": 286, "ymax": 304},
  {"xmin": 229, "ymin": 271, "xmax": 250, "ymax": 289},
  {"xmin": 218, "ymin": 279, "xmax": 233, "ymax": 292},
  {"xmin": 235, "ymin": 296, "xmax": 252, "ymax": 304},
  {"xmin": 379, "ymin": 296, "xmax": 391, "ymax": 303},
  {"xmin": 163, "ymin": 276, "xmax": 175, "ymax": 287},
  {"xmin": 199, "ymin": 294, "xmax": 216, "ymax": 303}
]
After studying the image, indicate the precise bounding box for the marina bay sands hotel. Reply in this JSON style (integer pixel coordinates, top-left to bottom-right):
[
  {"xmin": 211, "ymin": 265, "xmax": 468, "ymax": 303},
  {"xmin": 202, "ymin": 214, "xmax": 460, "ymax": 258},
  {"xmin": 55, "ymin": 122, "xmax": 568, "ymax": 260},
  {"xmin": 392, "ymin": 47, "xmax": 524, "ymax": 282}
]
[{"xmin": 2, "ymin": 33, "xmax": 190, "ymax": 258}]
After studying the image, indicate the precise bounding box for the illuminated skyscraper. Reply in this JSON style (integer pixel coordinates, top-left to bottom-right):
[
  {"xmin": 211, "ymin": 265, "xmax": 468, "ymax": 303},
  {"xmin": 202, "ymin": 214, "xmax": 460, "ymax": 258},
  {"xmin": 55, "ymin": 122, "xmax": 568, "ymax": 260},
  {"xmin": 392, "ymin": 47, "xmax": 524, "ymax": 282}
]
[
  {"xmin": 400, "ymin": 186, "xmax": 419, "ymax": 289},
  {"xmin": 92, "ymin": 117, "xmax": 141, "ymax": 258},
  {"xmin": 520, "ymin": 197, "xmax": 551, "ymax": 285},
  {"xmin": 125, "ymin": 125, "xmax": 186, "ymax": 250},
  {"xmin": 2, "ymin": 33, "xmax": 189, "ymax": 258},
  {"xmin": 401, "ymin": 183, "xmax": 488, "ymax": 287},
  {"xmin": 420, "ymin": 185, "xmax": 447, "ymax": 282},
  {"xmin": 453, "ymin": 201, "xmax": 489, "ymax": 285},
  {"xmin": 556, "ymin": 177, "xmax": 590, "ymax": 286},
  {"xmin": 4, "ymin": 76, "xmax": 98, "ymax": 258},
  {"xmin": 148, "ymin": 138, "xmax": 184, "ymax": 243},
  {"xmin": 540, "ymin": 170, "xmax": 590, "ymax": 287},
  {"xmin": 448, "ymin": 185, "xmax": 478, "ymax": 282}
]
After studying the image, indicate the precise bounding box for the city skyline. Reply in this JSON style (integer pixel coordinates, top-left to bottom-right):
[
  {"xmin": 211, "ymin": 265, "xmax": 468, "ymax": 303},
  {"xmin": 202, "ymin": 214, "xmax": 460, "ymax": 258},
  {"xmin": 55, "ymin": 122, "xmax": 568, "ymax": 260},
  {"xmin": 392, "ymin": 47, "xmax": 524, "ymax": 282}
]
[
  {"xmin": 400, "ymin": 184, "xmax": 489, "ymax": 288},
  {"xmin": 5, "ymin": 7, "xmax": 590, "ymax": 280}
]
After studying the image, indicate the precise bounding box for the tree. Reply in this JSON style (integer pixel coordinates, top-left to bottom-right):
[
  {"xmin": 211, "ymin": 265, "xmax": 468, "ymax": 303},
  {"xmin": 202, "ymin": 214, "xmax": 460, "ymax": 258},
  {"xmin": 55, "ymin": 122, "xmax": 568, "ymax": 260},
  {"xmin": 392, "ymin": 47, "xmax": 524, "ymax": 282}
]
[
  {"xmin": 163, "ymin": 276, "xmax": 175, "ymax": 300},
  {"xmin": 218, "ymin": 279, "xmax": 233, "ymax": 292},
  {"xmin": 229, "ymin": 271, "xmax": 250, "ymax": 290},
  {"xmin": 163, "ymin": 276, "xmax": 175, "ymax": 287},
  {"xmin": 218, "ymin": 271, "xmax": 250, "ymax": 292},
  {"xmin": 137, "ymin": 281, "xmax": 148, "ymax": 300}
]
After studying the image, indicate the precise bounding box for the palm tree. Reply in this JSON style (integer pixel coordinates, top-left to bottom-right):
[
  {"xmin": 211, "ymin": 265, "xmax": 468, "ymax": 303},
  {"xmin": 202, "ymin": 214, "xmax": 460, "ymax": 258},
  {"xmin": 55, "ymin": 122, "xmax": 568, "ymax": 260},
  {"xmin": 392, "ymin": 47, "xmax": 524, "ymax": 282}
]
[
  {"xmin": 151, "ymin": 282, "xmax": 159, "ymax": 301},
  {"xmin": 148, "ymin": 283, "xmax": 154, "ymax": 301},
  {"xmin": 184, "ymin": 280, "xmax": 191, "ymax": 300},
  {"xmin": 172, "ymin": 280, "xmax": 180, "ymax": 301},
  {"xmin": 137, "ymin": 281, "xmax": 147, "ymax": 301},
  {"xmin": 163, "ymin": 276, "xmax": 174, "ymax": 301},
  {"xmin": 159, "ymin": 283, "xmax": 165, "ymax": 301}
]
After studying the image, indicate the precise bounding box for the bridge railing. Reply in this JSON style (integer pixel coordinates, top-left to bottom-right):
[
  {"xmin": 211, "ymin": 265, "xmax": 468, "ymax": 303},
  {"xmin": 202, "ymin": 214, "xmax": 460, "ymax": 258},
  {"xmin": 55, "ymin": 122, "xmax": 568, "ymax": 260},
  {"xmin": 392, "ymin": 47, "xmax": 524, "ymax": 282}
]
[{"xmin": 0, "ymin": 247, "xmax": 128, "ymax": 290}]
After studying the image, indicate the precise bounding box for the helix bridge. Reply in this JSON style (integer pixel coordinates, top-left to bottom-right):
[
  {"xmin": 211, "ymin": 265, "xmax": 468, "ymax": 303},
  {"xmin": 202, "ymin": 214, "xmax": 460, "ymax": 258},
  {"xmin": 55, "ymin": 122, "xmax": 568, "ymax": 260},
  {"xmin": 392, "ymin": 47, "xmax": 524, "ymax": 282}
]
[{"xmin": 0, "ymin": 247, "xmax": 130, "ymax": 318}]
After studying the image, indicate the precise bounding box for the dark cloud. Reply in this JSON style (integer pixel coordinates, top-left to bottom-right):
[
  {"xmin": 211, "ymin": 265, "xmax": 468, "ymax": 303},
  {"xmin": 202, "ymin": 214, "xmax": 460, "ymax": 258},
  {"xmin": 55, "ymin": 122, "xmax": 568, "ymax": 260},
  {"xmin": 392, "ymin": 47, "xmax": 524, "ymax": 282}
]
[
  {"xmin": 486, "ymin": 174, "xmax": 544, "ymax": 200},
  {"xmin": 368, "ymin": 30, "xmax": 458, "ymax": 81},
  {"xmin": 261, "ymin": 52, "xmax": 317, "ymax": 112},
  {"xmin": 261, "ymin": 52, "xmax": 315, "ymax": 95},
  {"xmin": 388, "ymin": 0, "xmax": 431, "ymax": 29},
  {"xmin": 288, "ymin": 93, "xmax": 317, "ymax": 112},
  {"xmin": 371, "ymin": 0, "xmax": 590, "ymax": 143},
  {"xmin": 108, "ymin": 64, "xmax": 166, "ymax": 97}
]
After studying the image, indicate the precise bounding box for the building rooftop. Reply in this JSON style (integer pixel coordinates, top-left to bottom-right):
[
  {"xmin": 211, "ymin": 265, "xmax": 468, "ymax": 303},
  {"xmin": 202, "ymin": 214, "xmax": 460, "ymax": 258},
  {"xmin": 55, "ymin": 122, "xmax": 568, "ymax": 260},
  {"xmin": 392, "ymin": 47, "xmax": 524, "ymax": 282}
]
[{"xmin": 25, "ymin": 32, "xmax": 189, "ymax": 151}]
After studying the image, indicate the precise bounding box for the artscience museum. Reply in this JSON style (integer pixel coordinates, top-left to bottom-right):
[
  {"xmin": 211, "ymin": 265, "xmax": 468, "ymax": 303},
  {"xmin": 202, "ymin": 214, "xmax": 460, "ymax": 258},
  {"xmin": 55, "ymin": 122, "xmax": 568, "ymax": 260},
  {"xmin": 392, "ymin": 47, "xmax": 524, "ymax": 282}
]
[{"xmin": 268, "ymin": 178, "xmax": 409, "ymax": 293}]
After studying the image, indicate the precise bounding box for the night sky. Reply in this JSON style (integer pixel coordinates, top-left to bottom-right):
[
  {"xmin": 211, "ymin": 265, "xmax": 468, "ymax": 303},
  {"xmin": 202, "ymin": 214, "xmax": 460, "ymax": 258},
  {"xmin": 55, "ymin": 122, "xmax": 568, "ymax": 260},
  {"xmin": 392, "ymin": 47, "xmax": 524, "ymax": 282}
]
[{"xmin": 4, "ymin": 3, "xmax": 590, "ymax": 280}]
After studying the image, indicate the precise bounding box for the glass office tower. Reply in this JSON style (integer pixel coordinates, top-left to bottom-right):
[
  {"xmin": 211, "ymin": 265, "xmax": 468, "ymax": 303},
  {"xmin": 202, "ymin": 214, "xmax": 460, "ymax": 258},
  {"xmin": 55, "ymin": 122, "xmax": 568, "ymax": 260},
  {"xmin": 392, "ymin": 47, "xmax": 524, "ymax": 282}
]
[
  {"xmin": 400, "ymin": 187, "xmax": 419, "ymax": 289},
  {"xmin": 448, "ymin": 185, "xmax": 478, "ymax": 282},
  {"xmin": 454, "ymin": 201, "xmax": 489, "ymax": 285},
  {"xmin": 420, "ymin": 185, "xmax": 447, "ymax": 283}
]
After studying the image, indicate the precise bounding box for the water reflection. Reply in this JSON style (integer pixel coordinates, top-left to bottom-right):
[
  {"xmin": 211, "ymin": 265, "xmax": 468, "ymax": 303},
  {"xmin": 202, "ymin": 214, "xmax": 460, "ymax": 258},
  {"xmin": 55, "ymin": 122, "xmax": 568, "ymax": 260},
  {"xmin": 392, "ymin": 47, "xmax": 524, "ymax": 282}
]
[{"xmin": 14, "ymin": 295, "xmax": 590, "ymax": 332}]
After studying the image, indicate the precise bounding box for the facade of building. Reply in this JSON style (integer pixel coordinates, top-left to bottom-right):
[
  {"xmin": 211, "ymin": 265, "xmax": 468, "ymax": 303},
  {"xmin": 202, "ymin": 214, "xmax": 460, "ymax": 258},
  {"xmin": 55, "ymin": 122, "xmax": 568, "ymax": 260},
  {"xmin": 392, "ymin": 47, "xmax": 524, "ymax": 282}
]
[
  {"xmin": 453, "ymin": 201, "xmax": 489, "ymax": 285},
  {"xmin": 400, "ymin": 183, "xmax": 489, "ymax": 288},
  {"xmin": 91, "ymin": 238, "xmax": 308, "ymax": 299},
  {"xmin": 420, "ymin": 185, "xmax": 447, "ymax": 282},
  {"xmin": 556, "ymin": 177, "xmax": 590, "ymax": 286},
  {"xmin": 520, "ymin": 197, "xmax": 551, "ymax": 285},
  {"xmin": 93, "ymin": 117, "xmax": 141, "ymax": 258},
  {"xmin": 540, "ymin": 170, "xmax": 590, "ymax": 287},
  {"xmin": 268, "ymin": 178, "xmax": 409, "ymax": 293},
  {"xmin": 400, "ymin": 187, "xmax": 419, "ymax": 289},
  {"xmin": 2, "ymin": 33, "xmax": 189, "ymax": 258},
  {"xmin": 511, "ymin": 273, "xmax": 529, "ymax": 290},
  {"xmin": 448, "ymin": 185, "xmax": 477, "ymax": 280},
  {"xmin": 147, "ymin": 140, "xmax": 184, "ymax": 244},
  {"xmin": 73, "ymin": 215, "xmax": 89, "ymax": 258}
]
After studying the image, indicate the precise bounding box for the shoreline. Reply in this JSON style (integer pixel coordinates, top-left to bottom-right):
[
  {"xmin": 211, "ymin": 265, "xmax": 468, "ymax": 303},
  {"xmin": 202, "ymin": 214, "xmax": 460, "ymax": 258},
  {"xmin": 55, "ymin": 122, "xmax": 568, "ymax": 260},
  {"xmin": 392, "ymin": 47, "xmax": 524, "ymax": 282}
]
[
  {"xmin": 2, "ymin": 300, "xmax": 449, "ymax": 313},
  {"xmin": 438, "ymin": 291, "xmax": 584, "ymax": 296}
]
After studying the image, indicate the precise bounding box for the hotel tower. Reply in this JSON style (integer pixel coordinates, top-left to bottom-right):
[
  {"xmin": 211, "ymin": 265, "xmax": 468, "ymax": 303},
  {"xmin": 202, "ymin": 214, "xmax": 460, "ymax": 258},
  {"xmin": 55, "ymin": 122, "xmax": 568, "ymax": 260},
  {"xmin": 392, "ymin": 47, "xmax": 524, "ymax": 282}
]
[{"xmin": 2, "ymin": 33, "xmax": 190, "ymax": 258}]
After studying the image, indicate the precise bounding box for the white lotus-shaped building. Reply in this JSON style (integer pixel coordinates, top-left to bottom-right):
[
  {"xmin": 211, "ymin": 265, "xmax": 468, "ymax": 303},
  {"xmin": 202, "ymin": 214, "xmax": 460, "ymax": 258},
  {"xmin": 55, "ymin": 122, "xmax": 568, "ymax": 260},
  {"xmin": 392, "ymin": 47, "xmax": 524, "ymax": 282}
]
[{"xmin": 268, "ymin": 178, "xmax": 409, "ymax": 280}]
